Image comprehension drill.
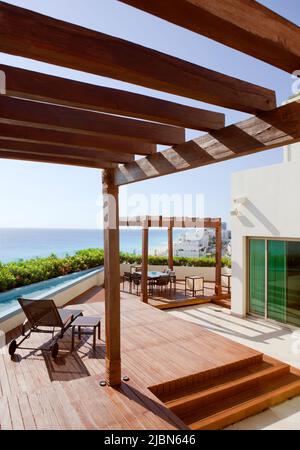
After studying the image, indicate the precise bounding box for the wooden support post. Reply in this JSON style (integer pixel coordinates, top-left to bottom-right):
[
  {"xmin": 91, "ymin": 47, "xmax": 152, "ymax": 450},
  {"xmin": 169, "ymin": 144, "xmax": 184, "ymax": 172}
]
[
  {"xmin": 141, "ymin": 218, "xmax": 149, "ymax": 303},
  {"xmin": 102, "ymin": 168, "xmax": 121, "ymax": 386},
  {"xmin": 168, "ymin": 226, "xmax": 174, "ymax": 270},
  {"xmin": 215, "ymin": 221, "xmax": 222, "ymax": 296}
]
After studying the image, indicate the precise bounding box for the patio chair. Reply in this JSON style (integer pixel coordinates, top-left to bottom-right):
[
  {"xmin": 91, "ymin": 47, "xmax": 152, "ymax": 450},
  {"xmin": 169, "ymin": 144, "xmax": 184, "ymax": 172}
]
[
  {"xmin": 155, "ymin": 274, "xmax": 171, "ymax": 296},
  {"xmin": 165, "ymin": 269, "xmax": 176, "ymax": 292},
  {"xmin": 8, "ymin": 298, "xmax": 83, "ymax": 359},
  {"xmin": 147, "ymin": 277, "xmax": 156, "ymax": 295},
  {"xmin": 130, "ymin": 265, "xmax": 142, "ymax": 274},
  {"xmin": 123, "ymin": 271, "xmax": 133, "ymax": 293},
  {"xmin": 132, "ymin": 272, "xmax": 141, "ymax": 295}
]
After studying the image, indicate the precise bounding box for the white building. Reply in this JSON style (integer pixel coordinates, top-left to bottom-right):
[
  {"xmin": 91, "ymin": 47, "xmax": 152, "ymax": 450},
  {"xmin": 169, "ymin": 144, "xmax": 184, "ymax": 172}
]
[
  {"xmin": 231, "ymin": 95, "xmax": 300, "ymax": 328},
  {"xmin": 174, "ymin": 229, "xmax": 209, "ymax": 258}
]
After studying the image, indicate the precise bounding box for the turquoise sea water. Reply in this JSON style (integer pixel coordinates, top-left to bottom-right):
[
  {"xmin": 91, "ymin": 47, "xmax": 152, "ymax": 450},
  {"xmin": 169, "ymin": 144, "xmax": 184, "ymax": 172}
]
[{"xmin": 0, "ymin": 228, "xmax": 183, "ymax": 263}]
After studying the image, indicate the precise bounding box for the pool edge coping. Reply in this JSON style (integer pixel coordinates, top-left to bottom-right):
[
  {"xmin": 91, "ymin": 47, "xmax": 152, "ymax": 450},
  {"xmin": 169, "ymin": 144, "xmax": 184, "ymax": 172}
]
[{"xmin": 0, "ymin": 266, "xmax": 103, "ymax": 323}]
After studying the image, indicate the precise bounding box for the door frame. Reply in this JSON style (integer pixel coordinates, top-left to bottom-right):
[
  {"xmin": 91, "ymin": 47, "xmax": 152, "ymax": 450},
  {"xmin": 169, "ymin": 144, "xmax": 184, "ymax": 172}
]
[{"xmin": 246, "ymin": 236, "xmax": 300, "ymax": 329}]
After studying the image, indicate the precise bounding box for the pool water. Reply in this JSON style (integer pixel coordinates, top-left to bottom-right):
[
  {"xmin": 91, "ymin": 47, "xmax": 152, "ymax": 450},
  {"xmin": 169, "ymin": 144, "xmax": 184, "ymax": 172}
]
[{"xmin": 0, "ymin": 267, "xmax": 101, "ymax": 315}]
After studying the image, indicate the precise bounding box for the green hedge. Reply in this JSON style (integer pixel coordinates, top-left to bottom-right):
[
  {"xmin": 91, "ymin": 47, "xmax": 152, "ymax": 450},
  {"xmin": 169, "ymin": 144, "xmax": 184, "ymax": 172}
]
[
  {"xmin": 120, "ymin": 252, "xmax": 231, "ymax": 268},
  {"xmin": 0, "ymin": 248, "xmax": 230, "ymax": 293}
]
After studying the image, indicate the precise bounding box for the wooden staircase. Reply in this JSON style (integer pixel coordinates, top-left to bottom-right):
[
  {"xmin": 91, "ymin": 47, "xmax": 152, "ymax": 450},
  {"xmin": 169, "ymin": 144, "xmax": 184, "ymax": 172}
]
[{"xmin": 150, "ymin": 355, "xmax": 300, "ymax": 430}]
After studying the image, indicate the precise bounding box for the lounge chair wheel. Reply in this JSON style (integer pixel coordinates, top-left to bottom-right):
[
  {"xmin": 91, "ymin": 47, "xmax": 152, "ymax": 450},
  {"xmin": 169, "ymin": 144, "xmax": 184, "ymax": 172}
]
[
  {"xmin": 9, "ymin": 339, "xmax": 17, "ymax": 356},
  {"xmin": 51, "ymin": 342, "xmax": 59, "ymax": 359}
]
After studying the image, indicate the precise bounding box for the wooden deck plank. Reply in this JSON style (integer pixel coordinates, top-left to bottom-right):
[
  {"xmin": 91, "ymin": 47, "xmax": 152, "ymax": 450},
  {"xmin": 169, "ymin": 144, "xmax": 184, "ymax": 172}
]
[
  {"xmin": 122, "ymin": 279, "xmax": 230, "ymax": 310},
  {"xmin": 0, "ymin": 396, "xmax": 12, "ymax": 430},
  {"xmin": 1, "ymin": 286, "xmax": 271, "ymax": 429},
  {"xmin": 18, "ymin": 392, "xmax": 37, "ymax": 430}
]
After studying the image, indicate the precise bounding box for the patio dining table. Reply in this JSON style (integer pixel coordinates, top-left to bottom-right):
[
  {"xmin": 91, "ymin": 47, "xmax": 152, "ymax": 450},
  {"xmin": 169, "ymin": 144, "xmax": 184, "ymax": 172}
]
[{"xmin": 135, "ymin": 271, "xmax": 166, "ymax": 279}]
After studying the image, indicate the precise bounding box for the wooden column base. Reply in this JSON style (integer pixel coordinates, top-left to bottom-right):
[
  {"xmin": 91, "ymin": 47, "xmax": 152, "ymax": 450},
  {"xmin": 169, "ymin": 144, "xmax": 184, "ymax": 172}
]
[
  {"xmin": 105, "ymin": 357, "xmax": 121, "ymax": 386},
  {"xmin": 215, "ymin": 285, "xmax": 223, "ymax": 296}
]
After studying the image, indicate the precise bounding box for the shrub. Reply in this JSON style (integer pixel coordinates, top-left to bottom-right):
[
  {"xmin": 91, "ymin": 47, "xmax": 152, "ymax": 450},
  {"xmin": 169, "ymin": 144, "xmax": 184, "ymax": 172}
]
[
  {"xmin": 0, "ymin": 268, "xmax": 16, "ymax": 292},
  {"xmin": 119, "ymin": 253, "xmax": 231, "ymax": 268},
  {"xmin": 0, "ymin": 248, "xmax": 230, "ymax": 293}
]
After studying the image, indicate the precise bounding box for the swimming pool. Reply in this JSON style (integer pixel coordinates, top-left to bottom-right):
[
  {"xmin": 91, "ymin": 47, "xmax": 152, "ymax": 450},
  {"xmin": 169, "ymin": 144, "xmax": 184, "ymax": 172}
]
[{"xmin": 0, "ymin": 267, "xmax": 102, "ymax": 316}]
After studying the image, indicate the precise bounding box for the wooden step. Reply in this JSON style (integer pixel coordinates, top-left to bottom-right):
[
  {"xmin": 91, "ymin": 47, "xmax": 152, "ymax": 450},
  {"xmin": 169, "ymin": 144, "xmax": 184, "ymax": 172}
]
[
  {"xmin": 152, "ymin": 352, "xmax": 264, "ymax": 398},
  {"xmin": 153, "ymin": 355, "xmax": 300, "ymax": 430},
  {"xmin": 184, "ymin": 371, "xmax": 300, "ymax": 430},
  {"xmin": 167, "ymin": 362, "xmax": 290, "ymax": 416}
]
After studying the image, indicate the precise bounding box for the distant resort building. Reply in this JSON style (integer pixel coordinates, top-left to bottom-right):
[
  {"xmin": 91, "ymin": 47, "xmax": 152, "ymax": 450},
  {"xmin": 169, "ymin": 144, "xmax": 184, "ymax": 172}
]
[
  {"xmin": 173, "ymin": 223, "xmax": 231, "ymax": 258},
  {"xmin": 174, "ymin": 229, "xmax": 209, "ymax": 258}
]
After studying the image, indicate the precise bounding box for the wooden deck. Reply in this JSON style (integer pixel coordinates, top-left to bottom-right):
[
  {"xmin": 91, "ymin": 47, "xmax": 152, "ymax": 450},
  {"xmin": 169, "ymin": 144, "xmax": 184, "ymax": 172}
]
[
  {"xmin": 122, "ymin": 279, "xmax": 230, "ymax": 310},
  {"xmin": 1, "ymin": 286, "xmax": 299, "ymax": 430}
]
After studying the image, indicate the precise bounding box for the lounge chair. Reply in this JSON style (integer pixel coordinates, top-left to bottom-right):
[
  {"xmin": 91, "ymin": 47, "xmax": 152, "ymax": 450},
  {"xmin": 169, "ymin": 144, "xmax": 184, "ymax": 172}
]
[{"xmin": 8, "ymin": 298, "xmax": 83, "ymax": 359}]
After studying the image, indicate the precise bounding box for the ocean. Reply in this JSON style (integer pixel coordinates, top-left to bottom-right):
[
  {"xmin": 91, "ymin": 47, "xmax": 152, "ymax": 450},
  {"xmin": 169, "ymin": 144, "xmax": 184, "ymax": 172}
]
[{"xmin": 0, "ymin": 228, "xmax": 183, "ymax": 263}]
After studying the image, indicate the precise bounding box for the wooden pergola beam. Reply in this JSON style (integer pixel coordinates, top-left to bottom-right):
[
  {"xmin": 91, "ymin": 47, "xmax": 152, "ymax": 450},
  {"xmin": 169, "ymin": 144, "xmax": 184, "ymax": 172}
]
[
  {"xmin": 102, "ymin": 169, "xmax": 121, "ymax": 386},
  {"xmin": 0, "ymin": 149, "xmax": 115, "ymax": 169},
  {"xmin": 0, "ymin": 96, "xmax": 185, "ymax": 146},
  {"xmin": 141, "ymin": 219, "xmax": 149, "ymax": 303},
  {"xmin": 168, "ymin": 226, "xmax": 174, "ymax": 270},
  {"xmin": 1, "ymin": 64, "xmax": 224, "ymax": 131},
  {"xmin": 121, "ymin": 0, "xmax": 300, "ymax": 74},
  {"xmin": 0, "ymin": 2, "xmax": 276, "ymax": 113},
  {"xmin": 0, "ymin": 138, "xmax": 134, "ymax": 164},
  {"xmin": 215, "ymin": 219, "xmax": 222, "ymax": 296},
  {"xmin": 120, "ymin": 216, "xmax": 218, "ymax": 228},
  {"xmin": 0, "ymin": 123, "xmax": 157, "ymax": 156},
  {"xmin": 115, "ymin": 100, "xmax": 300, "ymax": 186}
]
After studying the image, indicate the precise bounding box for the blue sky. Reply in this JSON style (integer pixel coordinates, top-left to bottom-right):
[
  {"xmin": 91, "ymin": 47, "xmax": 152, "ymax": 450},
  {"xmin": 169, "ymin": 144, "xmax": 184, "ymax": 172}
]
[{"xmin": 0, "ymin": 0, "xmax": 299, "ymax": 228}]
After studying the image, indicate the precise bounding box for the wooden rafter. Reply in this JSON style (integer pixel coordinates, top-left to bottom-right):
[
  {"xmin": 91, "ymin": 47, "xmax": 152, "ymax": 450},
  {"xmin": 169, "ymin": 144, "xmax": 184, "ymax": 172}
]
[
  {"xmin": 0, "ymin": 138, "xmax": 134, "ymax": 164},
  {"xmin": 0, "ymin": 123, "xmax": 156, "ymax": 156},
  {"xmin": 0, "ymin": 2, "xmax": 275, "ymax": 113},
  {"xmin": 0, "ymin": 96, "xmax": 185, "ymax": 146},
  {"xmin": 0, "ymin": 150, "xmax": 115, "ymax": 169},
  {"xmin": 120, "ymin": 0, "xmax": 300, "ymax": 74},
  {"xmin": 115, "ymin": 101, "xmax": 300, "ymax": 186},
  {"xmin": 1, "ymin": 64, "xmax": 224, "ymax": 131},
  {"xmin": 120, "ymin": 216, "xmax": 221, "ymax": 228}
]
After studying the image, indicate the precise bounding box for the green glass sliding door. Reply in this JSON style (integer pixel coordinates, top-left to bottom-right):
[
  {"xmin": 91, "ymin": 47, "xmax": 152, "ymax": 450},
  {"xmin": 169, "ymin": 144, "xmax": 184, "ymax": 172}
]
[
  {"xmin": 249, "ymin": 238, "xmax": 300, "ymax": 327},
  {"xmin": 267, "ymin": 241, "xmax": 286, "ymax": 323},
  {"xmin": 249, "ymin": 239, "xmax": 265, "ymax": 316},
  {"xmin": 286, "ymin": 242, "xmax": 300, "ymax": 327}
]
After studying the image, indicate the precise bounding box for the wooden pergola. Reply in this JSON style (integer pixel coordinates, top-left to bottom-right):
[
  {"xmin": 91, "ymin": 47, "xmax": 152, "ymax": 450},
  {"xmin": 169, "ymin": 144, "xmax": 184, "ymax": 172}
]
[
  {"xmin": 119, "ymin": 216, "xmax": 222, "ymax": 303},
  {"xmin": 0, "ymin": 1, "xmax": 299, "ymax": 387}
]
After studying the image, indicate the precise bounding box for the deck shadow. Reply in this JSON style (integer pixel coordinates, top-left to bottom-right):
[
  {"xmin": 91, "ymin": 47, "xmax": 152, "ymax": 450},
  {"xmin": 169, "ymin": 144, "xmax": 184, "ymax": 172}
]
[
  {"xmin": 43, "ymin": 348, "xmax": 91, "ymax": 382},
  {"xmin": 115, "ymin": 381, "xmax": 186, "ymax": 430}
]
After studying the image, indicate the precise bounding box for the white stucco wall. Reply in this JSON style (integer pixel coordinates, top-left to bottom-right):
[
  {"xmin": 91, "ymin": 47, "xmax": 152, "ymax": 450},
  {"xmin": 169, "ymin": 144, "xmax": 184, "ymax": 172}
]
[
  {"xmin": 120, "ymin": 263, "xmax": 223, "ymax": 281},
  {"xmin": 231, "ymin": 141, "xmax": 300, "ymax": 317}
]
